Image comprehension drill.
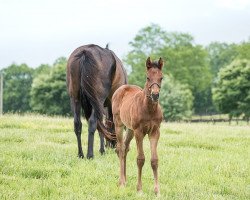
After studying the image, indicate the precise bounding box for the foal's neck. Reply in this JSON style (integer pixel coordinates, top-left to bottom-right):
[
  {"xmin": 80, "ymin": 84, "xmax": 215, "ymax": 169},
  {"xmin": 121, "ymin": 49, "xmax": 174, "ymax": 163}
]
[{"xmin": 142, "ymin": 89, "xmax": 158, "ymax": 113}]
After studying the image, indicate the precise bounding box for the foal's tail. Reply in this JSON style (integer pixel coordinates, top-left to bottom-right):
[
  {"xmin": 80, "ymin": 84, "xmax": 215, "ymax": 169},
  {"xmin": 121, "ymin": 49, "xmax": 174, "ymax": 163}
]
[{"xmin": 77, "ymin": 50, "xmax": 116, "ymax": 141}]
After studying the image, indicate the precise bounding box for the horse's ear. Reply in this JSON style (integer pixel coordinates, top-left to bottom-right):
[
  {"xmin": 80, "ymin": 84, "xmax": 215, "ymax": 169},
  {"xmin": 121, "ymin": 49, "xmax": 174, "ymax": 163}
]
[
  {"xmin": 146, "ymin": 57, "xmax": 152, "ymax": 69},
  {"xmin": 158, "ymin": 57, "xmax": 164, "ymax": 70}
]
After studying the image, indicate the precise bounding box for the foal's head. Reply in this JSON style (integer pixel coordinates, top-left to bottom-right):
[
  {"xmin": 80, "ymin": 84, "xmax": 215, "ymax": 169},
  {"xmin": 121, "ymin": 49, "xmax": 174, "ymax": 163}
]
[{"xmin": 145, "ymin": 57, "xmax": 164, "ymax": 102}]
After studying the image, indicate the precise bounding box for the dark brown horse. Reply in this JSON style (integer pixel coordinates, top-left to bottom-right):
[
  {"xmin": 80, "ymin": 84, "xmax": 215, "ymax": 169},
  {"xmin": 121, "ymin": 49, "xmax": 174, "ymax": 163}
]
[
  {"xmin": 67, "ymin": 44, "xmax": 127, "ymax": 159},
  {"xmin": 112, "ymin": 57, "xmax": 163, "ymax": 195}
]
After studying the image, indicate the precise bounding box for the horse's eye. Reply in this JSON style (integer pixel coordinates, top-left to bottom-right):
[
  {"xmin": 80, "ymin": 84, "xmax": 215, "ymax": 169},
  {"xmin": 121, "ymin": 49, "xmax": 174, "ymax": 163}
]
[
  {"xmin": 160, "ymin": 77, "xmax": 163, "ymax": 81},
  {"xmin": 147, "ymin": 77, "xmax": 150, "ymax": 81}
]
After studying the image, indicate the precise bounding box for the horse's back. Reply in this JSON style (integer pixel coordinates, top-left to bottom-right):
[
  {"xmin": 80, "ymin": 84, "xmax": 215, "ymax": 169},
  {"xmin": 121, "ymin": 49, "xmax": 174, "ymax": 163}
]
[
  {"xmin": 67, "ymin": 44, "xmax": 118, "ymax": 97},
  {"xmin": 67, "ymin": 44, "xmax": 113, "ymax": 70},
  {"xmin": 108, "ymin": 51, "xmax": 128, "ymax": 98}
]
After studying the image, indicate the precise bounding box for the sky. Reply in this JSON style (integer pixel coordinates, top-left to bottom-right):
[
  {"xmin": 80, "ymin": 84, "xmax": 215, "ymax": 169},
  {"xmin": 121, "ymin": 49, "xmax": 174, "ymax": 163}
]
[{"xmin": 0, "ymin": 0, "xmax": 250, "ymax": 68}]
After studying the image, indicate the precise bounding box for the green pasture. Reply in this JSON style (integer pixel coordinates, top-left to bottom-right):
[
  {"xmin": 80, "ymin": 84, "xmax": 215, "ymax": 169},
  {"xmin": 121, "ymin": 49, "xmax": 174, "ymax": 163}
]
[{"xmin": 0, "ymin": 114, "xmax": 249, "ymax": 199}]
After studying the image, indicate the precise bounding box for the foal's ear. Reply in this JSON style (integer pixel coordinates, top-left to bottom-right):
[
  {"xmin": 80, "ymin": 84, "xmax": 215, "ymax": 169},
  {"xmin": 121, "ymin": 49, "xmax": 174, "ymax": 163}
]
[
  {"xmin": 158, "ymin": 57, "xmax": 164, "ymax": 70},
  {"xmin": 146, "ymin": 57, "xmax": 152, "ymax": 69}
]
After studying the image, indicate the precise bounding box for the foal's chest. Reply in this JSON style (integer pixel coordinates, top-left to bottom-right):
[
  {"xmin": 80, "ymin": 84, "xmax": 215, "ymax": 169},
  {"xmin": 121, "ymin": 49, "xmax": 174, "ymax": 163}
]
[
  {"xmin": 142, "ymin": 120, "xmax": 160, "ymax": 133},
  {"xmin": 142, "ymin": 124, "xmax": 154, "ymax": 134}
]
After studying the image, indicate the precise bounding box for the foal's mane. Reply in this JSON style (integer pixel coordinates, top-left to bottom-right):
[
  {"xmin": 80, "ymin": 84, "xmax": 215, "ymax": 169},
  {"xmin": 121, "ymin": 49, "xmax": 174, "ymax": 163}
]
[{"xmin": 148, "ymin": 61, "xmax": 161, "ymax": 69}]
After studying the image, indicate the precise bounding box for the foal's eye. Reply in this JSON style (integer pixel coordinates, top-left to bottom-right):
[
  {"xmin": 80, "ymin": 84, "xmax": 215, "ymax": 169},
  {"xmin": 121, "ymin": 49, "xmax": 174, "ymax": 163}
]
[
  {"xmin": 160, "ymin": 77, "xmax": 163, "ymax": 81},
  {"xmin": 147, "ymin": 77, "xmax": 150, "ymax": 81}
]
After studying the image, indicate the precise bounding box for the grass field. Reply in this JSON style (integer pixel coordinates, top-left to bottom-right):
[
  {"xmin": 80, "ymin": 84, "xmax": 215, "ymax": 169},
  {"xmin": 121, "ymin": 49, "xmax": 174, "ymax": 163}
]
[{"xmin": 0, "ymin": 114, "xmax": 249, "ymax": 199}]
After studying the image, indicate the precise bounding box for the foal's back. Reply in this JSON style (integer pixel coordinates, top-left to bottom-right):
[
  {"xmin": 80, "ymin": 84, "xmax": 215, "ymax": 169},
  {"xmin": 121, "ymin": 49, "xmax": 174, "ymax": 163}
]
[{"xmin": 112, "ymin": 84, "xmax": 142, "ymax": 110}]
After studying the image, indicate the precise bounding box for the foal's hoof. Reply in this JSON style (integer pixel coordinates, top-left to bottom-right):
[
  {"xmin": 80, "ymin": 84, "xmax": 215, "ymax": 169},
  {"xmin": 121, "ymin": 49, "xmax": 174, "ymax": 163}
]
[
  {"xmin": 137, "ymin": 190, "xmax": 144, "ymax": 197},
  {"xmin": 118, "ymin": 180, "xmax": 126, "ymax": 188},
  {"xmin": 154, "ymin": 188, "xmax": 160, "ymax": 197}
]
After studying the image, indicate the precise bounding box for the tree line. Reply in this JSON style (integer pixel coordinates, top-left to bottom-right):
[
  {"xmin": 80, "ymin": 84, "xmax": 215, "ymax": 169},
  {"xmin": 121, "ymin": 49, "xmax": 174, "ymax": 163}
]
[{"xmin": 1, "ymin": 24, "xmax": 249, "ymax": 121}]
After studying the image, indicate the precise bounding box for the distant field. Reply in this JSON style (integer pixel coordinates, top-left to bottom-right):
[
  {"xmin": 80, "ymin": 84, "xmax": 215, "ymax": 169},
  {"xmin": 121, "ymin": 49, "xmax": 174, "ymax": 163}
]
[{"xmin": 0, "ymin": 114, "xmax": 249, "ymax": 199}]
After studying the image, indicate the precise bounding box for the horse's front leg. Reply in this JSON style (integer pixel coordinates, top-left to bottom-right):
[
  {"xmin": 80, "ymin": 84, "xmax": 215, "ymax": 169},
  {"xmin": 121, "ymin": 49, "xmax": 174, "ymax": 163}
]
[
  {"xmin": 71, "ymin": 98, "xmax": 84, "ymax": 158},
  {"xmin": 87, "ymin": 108, "xmax": 97, "ymax": 159},
  {"xmin": 149, "ymin": 129, "xmax": 160, "ymax": 196}
]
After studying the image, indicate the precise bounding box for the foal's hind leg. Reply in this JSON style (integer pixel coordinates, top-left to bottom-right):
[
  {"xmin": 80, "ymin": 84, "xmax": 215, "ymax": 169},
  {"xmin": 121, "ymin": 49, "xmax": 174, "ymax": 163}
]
[
  {"xmin": 71, "ymin": 98, "xmax": 84, "ymax": 158},
  {"xmin": 98, "ymin": 131, "xmax": 105, "ymax": 155},
  {"xmin": 123, "ymin": 129, "xmax": 134, "ymax": 182},
  {"xmin": 114, "ymin": 115, "xmax": 126, "ymax": 186},
  {"xmin": 149, "ymin": 129, "xmax": 160, "ymax": 196},
  {"xmin": 87, "ymin": 108, "xmax": 97, "ymax": 159}
]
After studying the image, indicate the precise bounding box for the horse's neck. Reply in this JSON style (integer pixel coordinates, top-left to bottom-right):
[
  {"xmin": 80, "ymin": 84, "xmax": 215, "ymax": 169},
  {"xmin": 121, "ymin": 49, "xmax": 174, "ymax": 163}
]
[{"xmin": 142, "ymin": 89, "xmax": 158, "ymax": 113}]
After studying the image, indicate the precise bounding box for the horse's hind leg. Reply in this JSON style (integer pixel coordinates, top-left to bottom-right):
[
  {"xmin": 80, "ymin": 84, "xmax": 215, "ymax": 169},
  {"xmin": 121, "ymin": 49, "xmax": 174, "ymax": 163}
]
[
  {"xmin": 87, "ymin": 108, "xmax": 97, "ymax": 159},
  {"xmin": 72, "ymin": 98, "xmax": 84, "ymax": 158},
  {"xmin": 105, "ymin": 101, "xmax": 116, "ymax": 148}
]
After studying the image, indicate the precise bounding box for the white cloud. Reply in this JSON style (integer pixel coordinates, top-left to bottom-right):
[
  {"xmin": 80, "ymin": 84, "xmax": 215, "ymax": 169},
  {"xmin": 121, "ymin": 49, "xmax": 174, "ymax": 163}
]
[
  {"xmin": 0, "ymin": 0, "xmax": 249, "ymax": 67},
  {"xmin": 215, "ymin": 0, "xmax": 250, "ymax": 10}
]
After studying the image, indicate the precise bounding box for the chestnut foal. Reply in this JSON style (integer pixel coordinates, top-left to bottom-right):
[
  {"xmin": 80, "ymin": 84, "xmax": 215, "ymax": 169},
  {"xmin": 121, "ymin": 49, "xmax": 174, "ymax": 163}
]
[{"xmin": 112, "ymin": 57, "xmax": 164, "ymax": 195}]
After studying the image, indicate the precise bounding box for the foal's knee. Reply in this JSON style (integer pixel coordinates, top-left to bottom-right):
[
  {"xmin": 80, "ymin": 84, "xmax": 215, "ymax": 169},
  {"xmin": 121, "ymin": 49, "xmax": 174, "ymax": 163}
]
[
  {"xmin": 137, "ymin": 156, "xmax": 145, "ymax": 168},
  {"xmin": 151, "ymin": 159, "xmax": 158, "ymax": 170}
]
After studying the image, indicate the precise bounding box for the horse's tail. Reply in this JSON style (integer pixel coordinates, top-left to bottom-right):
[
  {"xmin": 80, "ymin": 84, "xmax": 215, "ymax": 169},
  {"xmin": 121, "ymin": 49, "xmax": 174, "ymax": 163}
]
[{"xmin": 77, "ymin": 50, "xmax": 116, "ymax": 141}]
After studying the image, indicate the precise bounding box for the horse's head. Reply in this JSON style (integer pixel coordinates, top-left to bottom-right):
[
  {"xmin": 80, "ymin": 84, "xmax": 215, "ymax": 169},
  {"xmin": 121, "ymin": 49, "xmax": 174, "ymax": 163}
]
[{"xmin": 145, "ymin": 57, "xmax": 164, "ymax": 102}]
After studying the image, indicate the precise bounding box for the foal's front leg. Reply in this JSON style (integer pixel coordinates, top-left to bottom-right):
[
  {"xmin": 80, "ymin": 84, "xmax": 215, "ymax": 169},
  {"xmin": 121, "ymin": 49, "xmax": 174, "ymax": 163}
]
[
  {"xmin": 149, "ymin": 129, "xmax": 160, "ymax": 196},
  {"xmin": 135, "ymin": 132, "xmax": 145, "ymax": 193}
]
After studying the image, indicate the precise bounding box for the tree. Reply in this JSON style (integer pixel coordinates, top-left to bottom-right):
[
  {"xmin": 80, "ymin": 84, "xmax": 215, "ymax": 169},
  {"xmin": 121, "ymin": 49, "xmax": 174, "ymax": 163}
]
[
  {"xmin": 160, "ymin": 76, "xmax": 193, "ymax": 121},
  {"xmin": 30, "ymin": 57, "xmax": 71, "ymax": 115},
  {"xmin": 213, "ymin": 59, "xmax": 250, "ymax": 120},
  {"xmin": 124, "ymin": 24, "xmax": 165, "ymax": 87},
  {"xmin": 236, "ymin": 40, "xmax": 250, "ymax": 60},
  {"xmin": 1, "ymin": 63, "xmax": 34, "ymax": 113},
  {"xmin": 33, "ymin": 64, "xmax": 51, "ymax": 77},
  {"xmin": 124, "ymin": 24, "xmax": 212, "ymax": 114},
  {"xmin": 206, "ymin": 42, "xmax": 238, "ymax": 78}
]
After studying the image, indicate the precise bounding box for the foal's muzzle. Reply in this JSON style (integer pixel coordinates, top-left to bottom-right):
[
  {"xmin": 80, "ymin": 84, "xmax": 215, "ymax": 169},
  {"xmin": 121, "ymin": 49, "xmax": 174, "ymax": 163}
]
[
  {"xmin": 149, "ymin": 82, "xmax": 161, "ymax": 102},
  {"xmin": 151, "ymin": 93, "xmax": 159, "ymax": 102}
]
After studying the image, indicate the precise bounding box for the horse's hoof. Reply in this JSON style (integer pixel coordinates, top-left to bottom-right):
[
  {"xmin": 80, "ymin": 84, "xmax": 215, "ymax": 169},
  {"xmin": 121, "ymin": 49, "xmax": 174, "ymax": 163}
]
[
  {"xmin": 78, "ymin": 154, "xmax": 84, "ymax": 159},
  {"xmin": 87, "ymin": 154, "xmax": 94, "ymax": 159}
]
